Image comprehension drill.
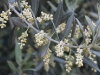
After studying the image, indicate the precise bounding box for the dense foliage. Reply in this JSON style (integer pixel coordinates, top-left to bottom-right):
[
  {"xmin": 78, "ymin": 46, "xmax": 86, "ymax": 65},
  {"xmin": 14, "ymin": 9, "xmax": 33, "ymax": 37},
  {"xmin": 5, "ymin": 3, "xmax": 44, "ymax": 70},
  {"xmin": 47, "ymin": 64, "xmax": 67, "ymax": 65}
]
[{"xmin": 0, "ymin": 0, "xmax": 100, "ymax": 75}]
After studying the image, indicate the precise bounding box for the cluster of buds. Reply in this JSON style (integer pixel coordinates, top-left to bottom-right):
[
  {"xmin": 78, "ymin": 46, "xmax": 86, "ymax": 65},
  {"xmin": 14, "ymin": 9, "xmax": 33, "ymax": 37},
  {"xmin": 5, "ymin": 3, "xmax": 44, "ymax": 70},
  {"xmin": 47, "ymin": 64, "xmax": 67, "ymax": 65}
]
[
  {"xmin": 36, "ymin": 12, "xmax": 53, "ymax": 22},
  {"xmin": 34, "ymin": 30, "xmax": 48, "ymax": 46},
  {"xmin": 43, "ymin": 49, "xmax": 52, "ymax": 71},
  {"xmin": 18, "ymin": 30, "xmax": 28, "ymax": 49},
  {"xmin": 55, "ymin": 41, "xmax": 65, "ymax": 57},
  {"xmin": 88, "ymin": 50, "xmax": 97, "ymax": 72},
  {"xmin": 22, "ymin": 8, "xmax": 34, "ymax": 23},
  {"xmin": 0, "ymin": 9, "xmax": 11, "ymax": 29},
  {"xmin": 56, "ymin": 23, "xmax": 66, "ymax": 33},
  {"xmin": 75, "ymin": 48, "xmax": 84, "ymax": 67},
  {"xmin": 84, "ymin": 26, "xmax": 92, "ymax": 45},
  {"xmin": 64, "ymin": 39, "xmax": 69, "ymax": 52},
  {"xmin": 21, "ymin": 0, "xmax": 31, "ymax": 8},
  {"xmin": 74, "ymin": 25, "xmax": 81, "ymax": 39},
  {"xmin": 65, "ymin": 55, "xmax": 74, "ymax": 73}
]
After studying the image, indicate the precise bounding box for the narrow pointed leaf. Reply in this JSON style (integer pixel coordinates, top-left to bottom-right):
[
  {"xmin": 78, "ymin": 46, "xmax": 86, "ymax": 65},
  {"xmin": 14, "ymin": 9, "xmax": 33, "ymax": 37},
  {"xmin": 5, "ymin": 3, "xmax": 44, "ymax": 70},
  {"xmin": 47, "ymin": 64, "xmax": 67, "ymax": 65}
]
[
  {"xmin": 47, "ymin": 1, "xmax": 57, "ymax": 12},
  {"xmin": 12, "ymin": 17, "xmax": 28, "ymax": 28},
  {"xmin": 62, "ymin": 12, "xmax": 74, "ymax": 39},
  {"xmin": 23, "ymin": 52, "xmax": 32, "ymax": 64},
  {"xmin": 84, "ymin": 57, "xmax": 100, "ymax": 72},
  {"xmin": 31, "ymin": 0, "xmax": 39, "ymax": 15},
  {"xmin": 15, "ymin": 43, "xmax": 22, "ymax": 66},
  {"xmin": 54, "ymin": 57, "xmax": 65, "ymax": 64},
  {"xmin": 35, "ymin": 61, "xmax": 43, "ymax": 71},
  {"xmin": 16, "ymin": 0, "xmax": 22, "ymax": 12},
  {"xmin": 60, "ymin": 12, "xmax": 72, "ymax": 23},
  {"xmin": 7, "ymin": 61, "xmax": 17, "ymax": 72},
  {"xmin": 94, "ymin": 19, "xmax": 100, "ymax": 34},
  {"xmin": 85, "ymin": 16, "xmax": 94, "ymax": 35},
  {"xmin": 91, "ymin": 50, "xmax": 100, "ymax": 57},
  {"xmin": 8, "ymin": 26, "xmax": 17, "ymax": 48},
  {"xmin": 71, "ymin": 17, "xmax": 76, "ymax": 38},
  {"xmin": 53, "ymin": 0, "xmax": 63, "ymax": 27},
  {"xmin": 41, "ymin": 41, "xmax": 50, "ymax": 57},
  {"xmin": 76, "ymin": 18, "xmax": 85, "ymax": 40}
]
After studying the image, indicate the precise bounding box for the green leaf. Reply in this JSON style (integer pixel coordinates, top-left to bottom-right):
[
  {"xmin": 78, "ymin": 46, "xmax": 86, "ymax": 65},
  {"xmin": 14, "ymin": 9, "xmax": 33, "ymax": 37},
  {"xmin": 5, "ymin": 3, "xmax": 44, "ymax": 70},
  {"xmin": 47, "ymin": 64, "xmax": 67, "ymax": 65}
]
[
  {"xmin": 53, "ymin": 0, "xmax": 63, "ymax": 27},
  {"xmin": 31, "ymin": 0, "xmax": 39, "ymax": 15},
  {"xmin": 16, "ymin": 0, "xmax": 22, "ymax": 12},
  {"xmin": 71, "ymin": 17, "xmax": 76, "ymax": 38},
  {"xmin": 23, "ymin": 61, "xmax": 33, "ymax": 70},
  {"xmin": 12, "ymin": 17, "xmax": 28, "ymax": 28},
  {"xmin": 15, "ymin": 43, "xmax": 22, "ymax": 66},
  {"xmin": 35, "ymin": 61, "xmax": 43, "ymax": 71},
  {"xmin": 91, "ymin": 50, "xmax": 100, "ymax": 57},
  {"xmin": 60, "ymin": 12, "xmax": 72, "ymax": 23},
  {"xmin": 8, "ymin": 26, "xmax": 17, "ymax": 48},
  {"xmin": 85, "ymin": 16, "xmax": 94, "ymax": 35},
  {"xmin": 41, "ymin": 41, "xmax": 50, "ymax": 57},
  {"xmin": 62, "ymin": 12, "xmax": 74, "ymax": 39},
  {"xmin": 47, "ymin": 1, "xmax": 57, "ymax": 12},
  {"xmin": 7, "ymin": 61, "xmax": 17, "ymax": 72},
  {"xmin": 76, "ymin": 18, "xmax": 85, "ymax": 40},
  {"xmin": 84, "ymin": 57, "xmax": 100, "ymax": 72},
  {"xmin": 23, "ymin": 52, "xmax": 32, "ymax": 64}
]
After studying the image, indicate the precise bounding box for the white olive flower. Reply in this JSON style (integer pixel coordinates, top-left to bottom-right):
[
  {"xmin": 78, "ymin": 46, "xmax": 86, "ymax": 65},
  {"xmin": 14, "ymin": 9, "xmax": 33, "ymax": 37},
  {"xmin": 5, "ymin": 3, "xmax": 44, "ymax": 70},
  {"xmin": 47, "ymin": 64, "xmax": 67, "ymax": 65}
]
[
  {"xmin": 35, "ymin": 30, "xmax": 48, "ymax": 46},
  {"xmin": 55, "ymin": 41, "xmax": 65, "ymax": 57},
  {"xmin": 18, "ymin": 30, "xmax": 28, "ymax": 49},
  {"xmin": 43, "ymin": 49, "xmax": 52, "ymax": 71},
  {"xmin": 56, "ymin": 23, "xmax": 66, "ymax": 33}
]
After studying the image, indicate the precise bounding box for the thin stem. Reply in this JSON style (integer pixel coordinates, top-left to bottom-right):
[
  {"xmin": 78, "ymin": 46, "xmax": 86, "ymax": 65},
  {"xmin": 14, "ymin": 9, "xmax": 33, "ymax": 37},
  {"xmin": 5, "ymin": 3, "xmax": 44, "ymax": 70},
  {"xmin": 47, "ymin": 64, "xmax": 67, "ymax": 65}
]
[
  {"xmin": 51, "ymin": 20, "xmax": 60, "ymax": 41},
  {"xmin": 30, "ymin": 9, "xmax": 39, "ymax": 30}
]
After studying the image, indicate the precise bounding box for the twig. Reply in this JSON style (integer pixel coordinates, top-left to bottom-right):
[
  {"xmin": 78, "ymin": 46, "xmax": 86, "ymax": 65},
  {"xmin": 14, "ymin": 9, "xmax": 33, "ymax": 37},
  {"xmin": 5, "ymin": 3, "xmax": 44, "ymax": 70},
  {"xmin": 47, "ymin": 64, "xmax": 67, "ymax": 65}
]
[{"xmin": 9, "ymin": 3, "xmax": 91, "ymax": 49}]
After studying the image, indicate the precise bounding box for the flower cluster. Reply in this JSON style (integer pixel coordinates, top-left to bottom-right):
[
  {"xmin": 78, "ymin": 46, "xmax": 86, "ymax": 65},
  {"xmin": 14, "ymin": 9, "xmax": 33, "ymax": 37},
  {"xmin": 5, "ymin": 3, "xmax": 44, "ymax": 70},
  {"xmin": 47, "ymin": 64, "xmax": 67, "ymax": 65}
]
[
  {"xmin": 36, "ymin": 12, "xmax": 53, "ymax": 22},
  {"xmin": 75, "ymin": 48, "xmax": 84, "ymax": 67},
  {"xmin": 64, "ymin": 39, "xmax": 69, "ymax": 52},
  {"xmin": 0, "ymin": 9, "xmax": 11, "ymax": 29},
  {"xmin": 55, "ymin": 41, "xmax": 65, "ymax": 57},
  {"xmin": 21, "ymin": 0, "xmax": 31, "ymax": 8},
  {"xmin": 18, "ymin": 30, "xmax": 28, "ymax": 49},
  {"xmin": 34, "ymin": 30, "xmax": 48, "ymax": 46},
  {"xmin": 74, "ymin": 25, "xmax": 81, "ymax": 39},
  {"xmin": 22, "ymin": 8, "xmax": 34, "ymax": 24},
  {"xmin": 43, "ymin": 49, "xmax": 52, "ymax": 71},
  {"xmin": 56, "ymin": 23, "xmax": 66, "ymax": 33},
  {"xmin": 65, "ymin": 55, "xmax": 74, "ymax": 73},
  {"xmin": 88, "ymin": 50, "xmax": 97, "ymax": 72},
  {"xmin": 84, "ymin": 26, "xmax": 92, "ymax": 45}
]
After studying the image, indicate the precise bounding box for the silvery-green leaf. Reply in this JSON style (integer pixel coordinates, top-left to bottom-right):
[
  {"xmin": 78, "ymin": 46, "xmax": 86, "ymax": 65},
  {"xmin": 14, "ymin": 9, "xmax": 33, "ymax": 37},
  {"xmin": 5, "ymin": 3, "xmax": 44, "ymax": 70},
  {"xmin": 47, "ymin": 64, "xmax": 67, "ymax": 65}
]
[
  {"xmin": 23, "ymin": 52, "xmax": 32, "ymax": 64},
  {"xmin": 41, "ymin": 41, "xmax": 50, "ymax": 57},
  {"xmin": 35, "ymin": 61, "xmax": 43, "ymax": 71},
  {"xmin": 47, "ymin": 1, "xmax": 57, "ymax": 12},
  {"xmin": 62, "ymin": 12, "xmax": 74, "ymax": 39},
  {"xmin": 12, "ymin": 17, "xmax": 28, "ymax": 28},
  {"xmin": 84, "ymin": 57, "xmax": 100, "ymax": 72},
  {"xmin": 53, "ymin": 0, "xmax": 63, "ymax": 27},
  {"xmin": 76, "ymin": 18, "xmax": 85, "ymax": 40},
  {"xmin": 15, "ymin": 43, "xmax": 22, "ymax": 66},
  {"xmin": 85, "ymin": 16, "xmax": 94, "ymax": 35},
  {"xmin": 31, "ymin": 0, "xmax": 39, "ymax": 15},
  {"xmin": 7, "ymin": 61, "xmax": 17, "ymax": 72},
  {"xmin": 91, "ymin": 50, "xmax": 100, "ymax": 57},
  {"xmin": 8, "ymin": 26, "xmax": 17, "ymax": 48}
]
